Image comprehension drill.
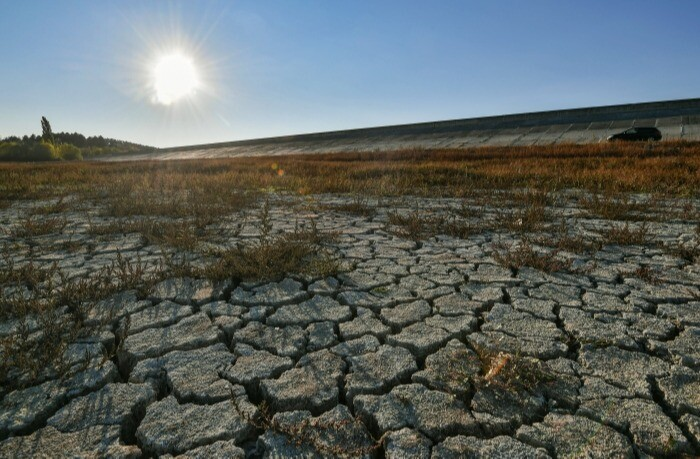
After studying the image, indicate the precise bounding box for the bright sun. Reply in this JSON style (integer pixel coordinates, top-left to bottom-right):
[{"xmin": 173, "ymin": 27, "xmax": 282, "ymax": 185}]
[{"xmin": 152, "ymin": 52, "xmax": 200, "ymax": 105}]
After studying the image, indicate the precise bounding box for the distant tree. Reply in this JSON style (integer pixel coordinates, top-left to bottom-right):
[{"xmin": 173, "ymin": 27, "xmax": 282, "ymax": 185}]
[
  {"xmin": 54, "ymin": 131, "xmax": 86, "ymax": 147},
  {"xmin": 2, "ymin": 126, "xmax": 152, "ymax": 161},
  {"xmin": 41, "ymin": 116, "xmax": 54, "ymax": 144}
]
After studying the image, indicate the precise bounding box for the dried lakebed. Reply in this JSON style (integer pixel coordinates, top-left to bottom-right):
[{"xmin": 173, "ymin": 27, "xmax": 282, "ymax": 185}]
[{"xmin": 1, "ymin": 192, "xmax": 699, "ymax": 457}]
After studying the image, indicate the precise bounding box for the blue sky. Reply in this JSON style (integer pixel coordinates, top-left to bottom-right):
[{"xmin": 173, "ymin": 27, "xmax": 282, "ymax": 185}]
[{"xmin": 1, "ymin": 1, "xmax": 699, "ymax": 148}]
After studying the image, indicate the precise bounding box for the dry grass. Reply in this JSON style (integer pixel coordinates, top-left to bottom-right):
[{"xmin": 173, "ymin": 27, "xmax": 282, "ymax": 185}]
[
  {"xmin": 11, "ymin": 215, "xmax": 67, "ymax": 238},
  {"xmin": 327, "ymin": 196, "xmax": 376, "ymax": 217},
  {"xmin": 0, "ymin": 251, "xmax": 165, "ymax": 389},
  {"xmin": 204, "ymin": 234, "xmax": 339, "ymax": 282},
  {"xmin": 88, "ymin": 217, "xmax": 201, "ymax": 251},
  {"xmin": 205, "ymin": 202, "xmax": 340, "ymax": 281},
  {"xmin": 629, "ymin": 265, "xmax": 662, "ymax": 285},
  {"xmin": 580, "ymin": 193, "xmax": 659, "ymax": 221},
  {"xmin": 474, "ymin": 348, "xmax": 555, "ymax": 392},
  {"xmin": 599, "ymin": 223, "xmax": 651, "ymax": 246},
  {"xmin": 99, "ymin": 172, "xmax": 257, "ymax": 227},
  {"xmin": 0, "ymin": 250, "xmax": 58, "ymax": 290},
  {"xmin": 0, "ymin": 252, "xmax": 161, "ymax": 322},
  {"xmin": 386, "ymin": 211, "xmax": 474, "ymax": 241},
  {"xmin": 0, "ymin": 304, "xmax": 83, "ymax": 389},
  {"xmin": 492, "ymin": 240, "xmax": 571, "ymax": 273},
  {"xmin": 664, "ymin": 240, "xmax": 700, "ymax": 264},
  {"xmin": 1, "ymin": 141, "xmax": 698, "ymax": 390},
  {"xmin": 494, "ymin": 200, "xmax": 547, "ymax": 234},
  {"xmin": 533, "ymin": 220, "xmax": 601, "ymax": 254},
  {"xmin": 0, "ymin": 141, "xmax": 699, "ymax": 204},
  {"xmin": 230, "ymin": 396, "xmax": 381, "ymax": 458},
  {"xmin": 673, "ymin": 222, "xmax": 700, "ymax": 263},
  {"xmin": 28, "ymin": 197, "xmax": 72, "ymax": 216}
]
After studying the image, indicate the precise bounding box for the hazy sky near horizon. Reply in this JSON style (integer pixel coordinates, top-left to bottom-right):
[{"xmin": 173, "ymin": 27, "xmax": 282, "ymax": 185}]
[{"xmin": 1, "ymin": 1, "xmax": 699, "ymax": 148}]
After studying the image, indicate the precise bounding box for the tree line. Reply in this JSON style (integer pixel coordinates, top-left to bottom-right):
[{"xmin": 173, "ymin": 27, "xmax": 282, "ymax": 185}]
[{"xmin": 0, "ymin": 117, "xmax": 153, "ymax": 161}]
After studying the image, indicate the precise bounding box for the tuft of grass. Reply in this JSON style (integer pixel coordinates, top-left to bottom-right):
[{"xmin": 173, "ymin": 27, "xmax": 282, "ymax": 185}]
[
  {"xmin": 57, "ymin": 238, "xmax": 86, "ymax": 253},
  {"xmin": 12, "ymin": 215, "xmax": 67, "ymax": 238},
  {"xmin": 89, "ymin": 217, "xmax": 200, "ymax": 251},
  {"xmin": 664, "ymin": 224, "xmax": 700, "ymax": 263},
  {"xmin": 110, "ymin": 251, "xmax": 164, "ymax": 295},
  {"xmin": 492, "ymin": 240, "xmax": 571, "ymax": 273},
  {"xmin": 599, "ymin": 222, "xmax": 651, "ymax": 246},
  {"xmin": 664, "ymin": 240, "xmax": 700, "ymax": 264},
  {"xmin": 473, "ymin": 348, "xmax": 556, "ymax": 392},
  {"xmin": 1, "ymin": 251, "xmax": 162, "ymax": 321},
  {"xmin": 328, "ymin": 196, "xmax": 376, "ymax": 217},
  {"xmin": 0, "ymin": 250, "xmax": 166, "ymax": 389},
  {"xmin": 230, "ymin": 396, "xmax": 381, "ymax": 458},
  {"xmin": 533, "ymin": 220, "xmax": 601, "ymax": 254},
  {"xmin": 98, "ymin": 171, "xmax": 257, "ymax": 225},
  {"xmin": 387, "ymin": 210, "xmax": 474, "ymax": 241},
  {"xmin": 0, "ymin": 250, "xmax": 59, "ymax": 292},
  {"xmin": 204, "ymin": 201, "xmax": 340, "ymax": 282},
  {"xmin": 509, "ymin": 189, "xmax": 552, "ymax": 208},
  {"xmin": 628, "ymin": 265, "xmax": 662, "ymax": 285},
  {"xmin": 456, "ymin": 199, "xmax": 485, "ymax": 219},
  {"xmin": 0, "ymin": 303, "xmax": 82, "ymax": 389},
  {"xmin": 580, "ymin": 192, "xmax": 660, "ymax": 221},
  {"xmin": 205, "ymin": 232, "xmax": 338, "ymax": 282},
  {"xmin": 387, "ymin": 211, "xmax": 433, "ymax": 241},
  {"xmin": 159, "ymin": 251, "xmax": 202, "ymax": 279},
  {"xmin": 28, "ymin": 197, "xmax": 72, "ymax": 216},
  {"xmin": 494, "ymin": 200, "xmax": 547, "ymax": 234}
]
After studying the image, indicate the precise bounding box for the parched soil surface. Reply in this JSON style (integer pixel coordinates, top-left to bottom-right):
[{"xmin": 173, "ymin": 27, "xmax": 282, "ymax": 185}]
[{"xmin": 1, "ymin": 191, "xmax": 699, "ymax": 457}]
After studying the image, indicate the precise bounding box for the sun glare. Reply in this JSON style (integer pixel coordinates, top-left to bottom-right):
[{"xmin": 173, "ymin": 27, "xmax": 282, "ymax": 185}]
[{"xmin": 152, "ymin": 52, "xmax": 199, "ymax": 105}]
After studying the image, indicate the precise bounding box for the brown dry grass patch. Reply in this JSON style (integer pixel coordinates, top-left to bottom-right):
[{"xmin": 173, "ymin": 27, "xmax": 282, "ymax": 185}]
[
  {"xmin": 0, "ymin": 141, "xmax": 698, "ymax": 204},
  {"xmin": 205, "ymin": 203, "xmax": 340, "ymax": 281},
  {"xmin": 387, "ymin": 211, "xmax": 474, "ymax": 241},
  {"xmin": 599, "ymin": 223, "xmax": 651, "ymax": 246},
  {"xmin": 492, "ymin": 240, "xmax": 571, "ymax": 273},
  {"xmin": 11, "ymin": 215, "xmax": 67, "ymax": 238}
]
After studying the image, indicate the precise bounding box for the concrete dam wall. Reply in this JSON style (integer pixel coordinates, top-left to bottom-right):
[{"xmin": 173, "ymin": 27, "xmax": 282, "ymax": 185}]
[{"xmin": 109, "ymin": 98, "xmax": 700, "ymax": 160}]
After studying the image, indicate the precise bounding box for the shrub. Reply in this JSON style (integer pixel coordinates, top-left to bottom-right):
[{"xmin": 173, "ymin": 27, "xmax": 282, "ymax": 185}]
[
  {"xmin": 0, "ymin": 141, "xmax": 83, "ymax": 161},
  {"xmin": 0, "ymin": 142, "xmax": 26, "ymax": 161},
  {"xmin": 56, "ymin": 143, "xmax": 83, "ymax": 161},
  {"xmin": 25, "ymin": 142, "xmax": 59, "ymax": 161}
]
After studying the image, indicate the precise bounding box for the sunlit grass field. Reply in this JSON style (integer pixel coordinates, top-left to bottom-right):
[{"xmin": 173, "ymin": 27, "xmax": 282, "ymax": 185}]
[{"xmin": 1, "ymin": 141, "xmax": 699, "ymax": 207}]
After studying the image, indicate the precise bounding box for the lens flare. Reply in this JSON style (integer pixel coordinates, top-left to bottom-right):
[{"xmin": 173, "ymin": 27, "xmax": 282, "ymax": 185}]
[{"xmin": 152, "ymin": 52, "xmax": 200, "ymax": 105}]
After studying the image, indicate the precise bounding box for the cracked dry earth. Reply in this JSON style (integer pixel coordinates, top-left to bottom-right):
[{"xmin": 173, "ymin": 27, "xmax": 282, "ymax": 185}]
[{"xmin": 1, "ymin": 192, "xmax": 700, "ymax": 458}]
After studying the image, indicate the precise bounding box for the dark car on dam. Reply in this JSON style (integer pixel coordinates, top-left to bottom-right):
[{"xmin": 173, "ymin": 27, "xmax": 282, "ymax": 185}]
[{"xmin": 607, "ymin": 127, "xmax": 662, "ymax": 142}]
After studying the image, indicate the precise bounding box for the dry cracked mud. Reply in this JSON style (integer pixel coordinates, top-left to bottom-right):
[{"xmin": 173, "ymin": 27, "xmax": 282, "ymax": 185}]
[{"xmin": 1, "ymin": 191, "xmax": 699, "ymax": 458}]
